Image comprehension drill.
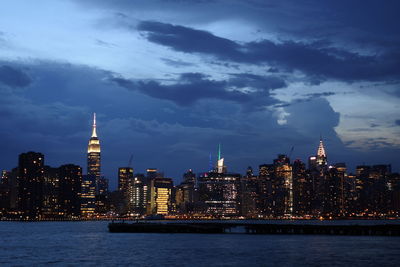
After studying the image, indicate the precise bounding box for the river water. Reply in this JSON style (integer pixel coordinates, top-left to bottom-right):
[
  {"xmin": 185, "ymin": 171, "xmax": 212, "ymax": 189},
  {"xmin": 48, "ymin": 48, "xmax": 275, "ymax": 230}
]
[{"xmin": 0, "ymin": 221, "xmax": 399, "ymax": 266}]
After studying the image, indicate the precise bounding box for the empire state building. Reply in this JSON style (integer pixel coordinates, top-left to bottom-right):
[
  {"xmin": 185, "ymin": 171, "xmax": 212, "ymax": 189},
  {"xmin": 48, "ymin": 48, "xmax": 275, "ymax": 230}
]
[{"xmin": 87, "ymin": 113, "xmax": 101, "ymax": 192}]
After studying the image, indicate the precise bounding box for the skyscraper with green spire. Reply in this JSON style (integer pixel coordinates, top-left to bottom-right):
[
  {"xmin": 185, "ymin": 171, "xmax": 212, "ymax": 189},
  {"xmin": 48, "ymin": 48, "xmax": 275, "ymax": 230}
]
[{"xmin": 216, "ymin": 143, "xmax": 226, "ymax": 174}]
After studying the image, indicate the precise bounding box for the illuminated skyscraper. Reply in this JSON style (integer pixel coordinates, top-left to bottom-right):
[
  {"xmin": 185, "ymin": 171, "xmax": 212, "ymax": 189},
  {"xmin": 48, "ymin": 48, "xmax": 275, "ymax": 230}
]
[
  {"xmin": 127, "ymin": 174, "xmax": 148, "ymax": 215},
  {"xmin": 198, "ymin": 149, "xmax": 241, "ymax": 217},
  {"xmin": 216, "ymin": 144, "xmax": 227, "ymax": 174},
  {"xmin": 273, "ymin": 154, "xmax": 293, "ymax": 216},
  {"xmin": 147, "ymin": 177, "xmax": 173, "ymax": 215},
  {"xmin": 316, "ymin": 138, "xmax": 327, "ymax": 166},
  {"xmin": 81, "ymin": 175, "xmax": 96, "ymax": 217},
  {"xmin": 87, "ymin": 113, "xmax": 101, "ymax": 194},
  {"xmin": 81, "ymin": 113, "xmax": 100, "ymax": 216}
]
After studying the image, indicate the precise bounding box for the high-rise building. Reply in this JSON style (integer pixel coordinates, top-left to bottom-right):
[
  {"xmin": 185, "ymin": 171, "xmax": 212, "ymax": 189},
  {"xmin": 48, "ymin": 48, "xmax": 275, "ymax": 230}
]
[
  {"xmin": 309, "ymin": 138, "xmax": 329, "ymax": 214},
  {"xmin": 316, "ymin": 138, "xmax": 327, "ymax": 167},
  {"xmin": 117, "ymin": 167, "xmax": 134, "ymax": 214},
  {"xmin": 176, "ymin": 169, "xmax": 196, "ymax": 214},
  {"xmin": 87, "ymin": 113, "xmax": 101, "ymax": 194},
  {"xmin": 198, "ymin": 172, "xmax": 241, "ymax": 217},
  {"xmin": 183, "ymin": 169, "xmax": 196, "ymax": 184},
  {"xmin": 0, "ymin": 171, "xmax": 11, "ymax": 214},
  {"xmin": 17, "ymin": 152, "xmax": 45, "ymax": 219},
  {"xmin": 240, "ymin": 166, "xmax": 260, "ymax": 218},
  {"xmin": 273, "ymin": 154, "xmax": 293, "ymax": 216},
  {"xmin": 81, "ymin": 175, "xmax": 96, "ymax": 217},
  {"xmin": 97, "ymin": 177, "xmax": 109, "ymax": 195},
  {"xmin": 216, "ymin": 144, "xmax": 227, "ymax": 174},
  {"xmin": 147, "ymin": 177, "xmax": 173, "ymax": 215},
  {"xmin": 42, "ymin": 166, "xmax": 60, "ymax": 219},
  {"xmin": 127, "ymin": 174, "xmax": 148, "ymax": 215},
  {"xmin": 146, "ymin": 168, "xmax": 160, "ymax": 179},
  {"xmin": 58, "ymin": 164, "xmax": 82, "ymax": 218},
  {"xmin": 198, "ymin": 151, "xmax": 241, "ymax": 217},
  {"xmin": 292, "ymin": 159, "xmax": 312, "ymax": 216},
  {"xmin": 257, "ymin": 164, "xmax": 274, "ymax": 216},
  {"xmin": 1, "ymin": 170, "xmax": 10, "ymax": 185},
  {"xmin": 118, "ymin": 167, "xmax": 133, "ymax": 192}
]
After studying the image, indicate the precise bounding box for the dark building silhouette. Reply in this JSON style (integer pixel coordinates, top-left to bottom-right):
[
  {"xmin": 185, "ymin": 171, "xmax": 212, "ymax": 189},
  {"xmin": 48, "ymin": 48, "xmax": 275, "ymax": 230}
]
[
  {"xmin": 17, "ymin": 152, "xmax": 45, "ymax": 219},
  {"xmin": 0, "ymin": 171, "xmax": 11, "ymax": 215},
  {"xmin": 118, "ymin": 167, "xmax": 133, "ymax": 193},
  {"xmin": 58, "ymin": 164, "xmax": 82, "ymax": 218},
  {"xmin": 116, "ymin": 167, "xmax": 134, "ymax": 214},
  {"xmin": 354, "ymin": 164, "xmax": 391, "ymax": 216},
  {"xmin": 292, "ymin": 159, "xmax": 312, "ymax": 216},
  {"xmin": 42, "ymin": 166, "xmax": 60, "ymax": 218},
  {"xmin": 240, "ymin": 166, "xmax": 260, "ymax": 218},
  {"xmin": 258, "ymin": 163, "xmax": 275, "ymax": 216},
  {"xmin": 176, "ymin": 169, "xmax": 197, "ymax": 214}
]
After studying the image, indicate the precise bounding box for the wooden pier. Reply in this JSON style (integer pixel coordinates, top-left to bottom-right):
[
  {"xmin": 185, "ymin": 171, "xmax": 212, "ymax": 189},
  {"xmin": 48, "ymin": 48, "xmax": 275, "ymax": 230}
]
[{"xmin": 108, "ymin": 221, "xmax": 400, "ymax": 236}]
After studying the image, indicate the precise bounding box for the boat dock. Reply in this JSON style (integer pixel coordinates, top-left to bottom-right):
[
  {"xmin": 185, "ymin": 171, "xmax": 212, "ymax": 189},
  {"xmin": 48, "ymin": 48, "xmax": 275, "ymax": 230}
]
[{"xmin": 108, "ymin": 221, "xmax": 400, "ymax": 236}]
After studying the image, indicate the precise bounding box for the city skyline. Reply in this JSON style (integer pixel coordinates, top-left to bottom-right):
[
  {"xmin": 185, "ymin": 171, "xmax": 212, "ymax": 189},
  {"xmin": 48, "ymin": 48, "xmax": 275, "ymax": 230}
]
[
  {"xmin": 1, "ymin": 123, "xmax": 397, "ymax": 191},
  {"xmin": 1, "ymin": 140, "xmax": 397, "ymax": 220},
  {"xmin": 0, "ymin": 1, "xmax": 399, "ymax": 189},
  {"xmin": 0, "ymin": 112, "xmax": 399, "ymax": 190}
]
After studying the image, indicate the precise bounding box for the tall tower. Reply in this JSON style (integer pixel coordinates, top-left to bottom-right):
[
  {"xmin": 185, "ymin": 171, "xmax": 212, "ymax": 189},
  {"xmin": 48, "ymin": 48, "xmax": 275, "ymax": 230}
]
[
  {"xmin": 87, "ymin": 113, "xmax": 101, "ymax": 193},
  {"xmin": 216, "ymin": 143, "xmax": 226, "ymax": 174},
  {"xmin": 316, "ymin": 137, "xmax": 327, "ymax": 166}
]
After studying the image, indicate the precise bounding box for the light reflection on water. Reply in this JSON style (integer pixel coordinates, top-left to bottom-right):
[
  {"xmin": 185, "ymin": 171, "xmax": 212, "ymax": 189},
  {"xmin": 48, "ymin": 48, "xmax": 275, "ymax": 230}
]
[{"xmin": 0, "ymin": 221, "xmax": 399, "ymax": 266}]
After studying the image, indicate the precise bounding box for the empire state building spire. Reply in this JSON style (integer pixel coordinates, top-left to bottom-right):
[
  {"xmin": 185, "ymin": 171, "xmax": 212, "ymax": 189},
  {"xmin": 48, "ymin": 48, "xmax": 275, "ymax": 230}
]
[
  {"xmin": 91, "ymin": 112, "xmax": 97, "ymax": 138},
  {"xmin": 87, "ymin": 112, "xmax": 101, "ymax": 177}
]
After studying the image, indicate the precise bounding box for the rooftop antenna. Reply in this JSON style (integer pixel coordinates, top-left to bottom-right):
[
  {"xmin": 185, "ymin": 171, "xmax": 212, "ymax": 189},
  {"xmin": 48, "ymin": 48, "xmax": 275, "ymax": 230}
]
[
  {"xmin": 209, "ymin": 152, "xmax": 213, "ymax": 171},
  {"xmin": 128, "ymin": 154, "xmax": 133, "ymax": 168},
  {"xmin": 91, "ymin": 112, "xmax": 97, "ymax": 137}
]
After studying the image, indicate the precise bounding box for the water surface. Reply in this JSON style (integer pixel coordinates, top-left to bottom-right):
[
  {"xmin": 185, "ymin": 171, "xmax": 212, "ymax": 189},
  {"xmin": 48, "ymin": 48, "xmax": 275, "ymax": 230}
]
[{"xmin": 0, "ymin": 221, "xmax": 399, "ymax": 266}]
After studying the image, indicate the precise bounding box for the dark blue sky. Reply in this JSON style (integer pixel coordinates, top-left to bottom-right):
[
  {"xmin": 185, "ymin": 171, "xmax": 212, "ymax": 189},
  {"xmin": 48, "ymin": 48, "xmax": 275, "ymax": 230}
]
[{"xmin": 0, "ymin": 0, "xmax": 399, "ymax": 189}]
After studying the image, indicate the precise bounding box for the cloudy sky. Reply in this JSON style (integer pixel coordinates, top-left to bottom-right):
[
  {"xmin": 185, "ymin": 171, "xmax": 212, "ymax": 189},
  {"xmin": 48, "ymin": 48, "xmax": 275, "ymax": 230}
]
[{"xmin": 0, "ymin": 0, "xmax": 399, "ymax": 188}]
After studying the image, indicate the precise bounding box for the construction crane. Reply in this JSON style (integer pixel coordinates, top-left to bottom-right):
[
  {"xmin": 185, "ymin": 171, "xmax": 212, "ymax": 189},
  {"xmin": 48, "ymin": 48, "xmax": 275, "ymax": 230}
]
[
  {"xmin": 288, "ymin": 146, "xmax": 294, "ymax": 159},
  {"xmin": 128, "ymin": 154, "xmax": 133, "ymax": 168}
]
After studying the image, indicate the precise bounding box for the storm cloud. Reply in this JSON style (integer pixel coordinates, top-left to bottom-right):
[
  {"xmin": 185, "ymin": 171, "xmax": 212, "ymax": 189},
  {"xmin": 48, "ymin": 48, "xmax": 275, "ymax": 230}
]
[
  {"xmin": 138, "ymin": 21, "xmax": 400, "ymax": 83},
  {"xmin": 0, "ymin": 65, "xmax": 31, "ymax": 88},
  {"xmin": 110, "ymin": 72, "xmax": 285, "ymax": 107}
]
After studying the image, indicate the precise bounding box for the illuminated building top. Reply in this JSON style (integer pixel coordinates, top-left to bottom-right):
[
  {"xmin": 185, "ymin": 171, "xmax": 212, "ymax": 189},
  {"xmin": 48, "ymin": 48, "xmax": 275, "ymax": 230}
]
[
  {"xmin": 316, "ymin": 137, "xmax": 327, "ymax": 166},
  {"xmin": 216, "ymin": 143, "xmax": 226, "ymax": 174},
  {"xmin": 317, "ymin": 138, "xmax": 326, "ymax": 158},
  {"xmin": 217, "ymin": 158, "xmax": 225, "ymax": 174},
  {"xmin": 87, "ymin": 113, "xmax": 100, "ymax": 153}
]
